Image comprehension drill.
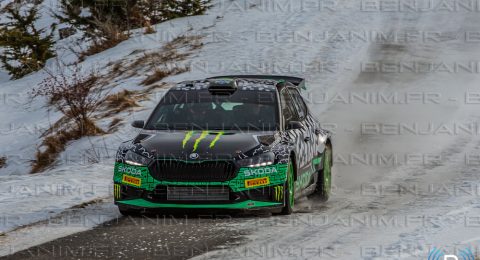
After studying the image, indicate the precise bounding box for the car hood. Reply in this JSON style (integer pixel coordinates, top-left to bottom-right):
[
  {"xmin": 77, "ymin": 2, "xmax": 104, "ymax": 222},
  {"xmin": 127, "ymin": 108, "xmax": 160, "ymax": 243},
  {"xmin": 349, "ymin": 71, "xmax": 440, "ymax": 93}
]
[{"xmin": 135, "ymin": 130, "xmax": 277, "ymax": 160}]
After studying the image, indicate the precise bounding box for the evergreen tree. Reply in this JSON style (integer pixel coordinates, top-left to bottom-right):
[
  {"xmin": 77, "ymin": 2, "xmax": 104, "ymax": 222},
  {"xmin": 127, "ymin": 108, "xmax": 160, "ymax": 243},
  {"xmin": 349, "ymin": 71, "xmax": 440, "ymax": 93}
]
[
  {"xmin": 156, "ymin": 0, "xmax": 210, "ymax": 22},
  {"xmin": 56, "ymin": 0, "xmax": 138, "ymax": 35},
  {"xmin": 0, "ymin": 1, "xmax": 55, "ymax": 79},
  {"xmin": 57, "ymin": 0, "xmax": 211, "ymax": 34}
]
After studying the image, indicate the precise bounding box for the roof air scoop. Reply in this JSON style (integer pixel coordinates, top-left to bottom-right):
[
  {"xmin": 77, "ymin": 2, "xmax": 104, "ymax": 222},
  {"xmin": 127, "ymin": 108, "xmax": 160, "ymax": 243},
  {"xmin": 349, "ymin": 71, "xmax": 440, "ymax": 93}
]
[{"xmin": 208, "ymin": 78, "xmax": 238, "ymax": 94}]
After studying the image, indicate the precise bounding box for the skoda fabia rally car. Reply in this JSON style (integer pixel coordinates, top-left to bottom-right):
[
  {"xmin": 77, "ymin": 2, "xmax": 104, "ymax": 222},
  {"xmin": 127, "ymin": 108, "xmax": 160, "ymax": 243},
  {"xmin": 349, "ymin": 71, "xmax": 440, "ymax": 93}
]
[{"xmin": 114, "ymin": 75, "xmax": 333, "ymax": 215}]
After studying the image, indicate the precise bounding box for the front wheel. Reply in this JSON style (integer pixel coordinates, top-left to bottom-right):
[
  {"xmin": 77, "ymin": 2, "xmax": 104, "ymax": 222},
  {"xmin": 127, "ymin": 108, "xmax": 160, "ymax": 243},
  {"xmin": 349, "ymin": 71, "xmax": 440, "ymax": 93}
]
[
  {"xmin": 316, "ymin": 146, "xmax": 332, "ymax": 202},
  {"xmin": 280, "ymin": 162, "xmax": 295, "ymax": 215}
]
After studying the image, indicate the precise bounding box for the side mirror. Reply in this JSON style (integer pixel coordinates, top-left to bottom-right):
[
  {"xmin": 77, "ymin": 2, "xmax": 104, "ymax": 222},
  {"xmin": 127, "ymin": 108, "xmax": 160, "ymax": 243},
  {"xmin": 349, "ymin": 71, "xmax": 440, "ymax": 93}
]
[
  {"xmin": 287, "ymin": 121, "xmax": 304, "ymax": 130},
  {"xmin": 131, "ymin": 120, "xmax": 145, "ymax": 129}
]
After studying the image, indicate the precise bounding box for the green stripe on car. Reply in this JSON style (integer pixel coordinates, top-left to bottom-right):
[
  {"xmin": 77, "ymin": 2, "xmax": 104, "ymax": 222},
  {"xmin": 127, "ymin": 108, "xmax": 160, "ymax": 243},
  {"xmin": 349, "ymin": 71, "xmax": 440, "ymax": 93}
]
[
  {"xmin": 209, "ymin": 132, "xmax": 224, "ymax": 148},
  {"xmin": 312, "ymin": 157, "xmax": 322, "ymax": 166},
  {"xmin": 182, "ymin": 131, "xmax": 195, "ymax": 148}
]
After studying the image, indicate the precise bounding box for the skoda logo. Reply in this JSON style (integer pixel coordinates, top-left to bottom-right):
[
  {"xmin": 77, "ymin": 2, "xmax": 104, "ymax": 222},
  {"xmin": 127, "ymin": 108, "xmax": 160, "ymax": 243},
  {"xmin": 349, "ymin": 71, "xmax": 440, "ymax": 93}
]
[{"xmin": 189, "ymin": 153, "xmax": 199, "ymax": 160}]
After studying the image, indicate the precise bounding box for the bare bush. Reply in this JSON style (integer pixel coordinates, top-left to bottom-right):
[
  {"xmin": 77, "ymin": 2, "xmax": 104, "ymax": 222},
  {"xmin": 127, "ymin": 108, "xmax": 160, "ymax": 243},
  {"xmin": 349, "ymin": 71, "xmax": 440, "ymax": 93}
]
[
  {"xmin": 80, "ymin": 16, "xmax": 129, "ymax": 60},
  {"xmin": 108, "ymin": 118, "xmax": 123, "ymax": 133},
  {"xmin": 32, "ymin": 127, "xmax": 90, "ymax": 173},
  {"xmin": 105, "ymin": 35, "xmax": 202, "ymax": 84},
  {"xmin": 30, "ymin": 61, "xmax": 107, "ymax": 173},
  {"xmin": 30, "ymin": 35, "xmax": 203, "ymax": 173},
  {"xmin": 101, "ymin": 89, "xmax": 143, "ymax": 118},
  {"xmin": 141, "ymin": 67, "xmax": 188, "ymax": 85},
  {"xmin": 32, "ymin": 62, "xmax": 106, "ymax": 135}
]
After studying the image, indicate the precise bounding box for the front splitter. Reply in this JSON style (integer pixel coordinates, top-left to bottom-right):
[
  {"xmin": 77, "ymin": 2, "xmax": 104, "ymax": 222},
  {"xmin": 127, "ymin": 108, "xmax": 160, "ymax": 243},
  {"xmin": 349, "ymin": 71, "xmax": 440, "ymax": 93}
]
[{"xmin": 116, "ymin": 199, "xmax": 283, "ymax": 209}]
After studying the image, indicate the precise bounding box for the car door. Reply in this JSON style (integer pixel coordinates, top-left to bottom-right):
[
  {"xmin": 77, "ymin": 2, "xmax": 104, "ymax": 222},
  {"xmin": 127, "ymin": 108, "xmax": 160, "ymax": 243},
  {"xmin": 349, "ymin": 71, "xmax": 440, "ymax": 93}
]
[
  {"xmin": 279, "ymin": 86, "xmax": 312, "ymax": 193},
  {"xmin": 293, "ymin": 89, "xmax": 326, "ymax": 171},
  {"xmin": 288, "ymin": 88, "xmax": 318, "ymax": 188}
]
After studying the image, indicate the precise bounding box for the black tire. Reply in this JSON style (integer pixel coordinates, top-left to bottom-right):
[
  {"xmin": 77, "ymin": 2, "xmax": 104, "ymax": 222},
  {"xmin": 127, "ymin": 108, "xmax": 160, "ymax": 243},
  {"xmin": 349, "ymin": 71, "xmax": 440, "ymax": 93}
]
[
  {"xmin": 315, "ymin": 146, "xmax": 332, "ymax": 202},
  {"xmin": 280, "ymin": 161, "xmax": 295, "ymax": 215}
]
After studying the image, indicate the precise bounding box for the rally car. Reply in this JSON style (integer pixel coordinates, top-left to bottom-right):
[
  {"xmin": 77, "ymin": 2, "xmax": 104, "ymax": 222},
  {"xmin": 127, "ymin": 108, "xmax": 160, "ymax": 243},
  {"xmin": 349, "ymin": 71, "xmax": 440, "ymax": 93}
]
[{"xmin": 114, "ymin": 75, "xmax": 333, "ymax": 215}]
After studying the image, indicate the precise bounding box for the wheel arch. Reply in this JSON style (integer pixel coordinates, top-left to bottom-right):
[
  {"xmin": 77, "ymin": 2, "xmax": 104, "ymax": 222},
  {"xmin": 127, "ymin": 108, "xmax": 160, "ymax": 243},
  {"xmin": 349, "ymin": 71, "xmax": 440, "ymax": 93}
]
[
  {"xmin": 324, "ymin": 138, "xmax": 333, "ymax": 166},
  {"xmin": 325, "ymin": 138, "xmax": 332, "ymax": 147},
  {"xmin": 289, "ymin": 151, "xmax": 298, "ymax": 182}
]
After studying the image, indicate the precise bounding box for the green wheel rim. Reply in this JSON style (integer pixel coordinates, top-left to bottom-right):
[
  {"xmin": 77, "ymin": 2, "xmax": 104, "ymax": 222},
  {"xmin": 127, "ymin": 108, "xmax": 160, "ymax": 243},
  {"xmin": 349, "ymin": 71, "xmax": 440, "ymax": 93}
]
[
  {"xmin": 323, "ymin": 149, "xmax": 332, "ymax": 195},
  {"xmin": 288, "ymin": 162, "xmax": 294, "ymax": 206}
]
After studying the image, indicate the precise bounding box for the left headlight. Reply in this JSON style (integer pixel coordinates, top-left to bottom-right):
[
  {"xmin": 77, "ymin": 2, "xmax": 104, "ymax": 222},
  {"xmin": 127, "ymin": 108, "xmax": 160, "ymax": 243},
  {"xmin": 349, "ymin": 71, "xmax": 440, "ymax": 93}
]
[
  {"xmin": 237, "ymin": 152, "xmax": 275, "ymax": 168},
  {"xmin": 125, "ymin": 150, "xmax": 152, "ymax": 166}
]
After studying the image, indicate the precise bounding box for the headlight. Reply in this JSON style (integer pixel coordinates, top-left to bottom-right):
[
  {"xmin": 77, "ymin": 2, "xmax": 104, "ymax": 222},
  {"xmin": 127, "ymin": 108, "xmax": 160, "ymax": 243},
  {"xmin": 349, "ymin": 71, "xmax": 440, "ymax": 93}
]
[
  {"xmin": 125, "ymin": 150, "xmax": 152, "ymax": 166},
  {"xmin": 237, "ymin": 152, "xmax": 275, "ymax": 168}
]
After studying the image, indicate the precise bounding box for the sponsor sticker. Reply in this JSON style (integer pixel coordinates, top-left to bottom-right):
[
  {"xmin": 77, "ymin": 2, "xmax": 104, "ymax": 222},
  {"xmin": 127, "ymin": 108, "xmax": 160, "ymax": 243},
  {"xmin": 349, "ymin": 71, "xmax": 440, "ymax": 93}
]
[
  {"xmin": 122, "ymin": 175, "xmax": 141, "ymax": 187},
  {"xmin": 114, "ymin": 184, "xmax": 121, "ymax": 199},
  {"xmin": 274, "ymin": 186, "xmax": 284, "ymax": 201},
  {"xmin": 118, "ymin": 165, "xmax": 142, "ymax": 176},
  {"xmin": 244, "ymin": 166, "xmax": 278, "ymax": 177},
  {"xmin": 245, "ymin": 177, "xmax": 270, "ymax": 188}
]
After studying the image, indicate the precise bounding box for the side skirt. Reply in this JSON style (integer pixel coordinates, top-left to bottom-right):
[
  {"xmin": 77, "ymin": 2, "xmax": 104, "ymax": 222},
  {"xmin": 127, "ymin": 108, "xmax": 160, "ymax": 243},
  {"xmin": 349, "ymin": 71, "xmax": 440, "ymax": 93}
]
[{"xmin": 294, "ymin": 183, "xmax": 317, "ymax": 200}]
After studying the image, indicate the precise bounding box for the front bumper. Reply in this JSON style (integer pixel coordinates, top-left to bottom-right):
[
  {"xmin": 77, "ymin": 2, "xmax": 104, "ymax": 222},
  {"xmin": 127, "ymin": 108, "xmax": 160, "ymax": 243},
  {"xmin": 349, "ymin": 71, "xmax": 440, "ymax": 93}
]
[{"xmin": 113, "ymin": 162, "xmax": 289, "ymax": 210}]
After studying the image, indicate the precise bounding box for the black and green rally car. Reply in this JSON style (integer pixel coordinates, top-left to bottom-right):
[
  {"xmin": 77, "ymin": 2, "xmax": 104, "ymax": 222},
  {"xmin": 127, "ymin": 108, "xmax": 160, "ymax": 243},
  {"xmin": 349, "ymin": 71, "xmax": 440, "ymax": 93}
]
[{"xmin": 114, "ymin": 75, "xmax": 333, "ymax": 215}]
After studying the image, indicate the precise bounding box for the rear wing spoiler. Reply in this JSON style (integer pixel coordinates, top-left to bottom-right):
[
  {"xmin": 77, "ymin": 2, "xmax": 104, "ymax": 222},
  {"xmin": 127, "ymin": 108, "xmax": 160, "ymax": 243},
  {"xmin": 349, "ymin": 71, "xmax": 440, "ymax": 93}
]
[{"xmin": 208, "ymin": 75, "xmax": 306, "ymax": 90}]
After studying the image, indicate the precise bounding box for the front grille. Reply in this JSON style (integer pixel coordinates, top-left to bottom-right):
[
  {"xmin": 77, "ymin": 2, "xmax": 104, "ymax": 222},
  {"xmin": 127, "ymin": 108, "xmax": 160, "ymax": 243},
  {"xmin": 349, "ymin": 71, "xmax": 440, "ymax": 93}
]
[
  {"xmin": 166, "ymin": 186, "xmax": 230, "ymax": 201},
  {"xmin": 150, "ymin": 160, "xmax": 237, "ymax": 181}
]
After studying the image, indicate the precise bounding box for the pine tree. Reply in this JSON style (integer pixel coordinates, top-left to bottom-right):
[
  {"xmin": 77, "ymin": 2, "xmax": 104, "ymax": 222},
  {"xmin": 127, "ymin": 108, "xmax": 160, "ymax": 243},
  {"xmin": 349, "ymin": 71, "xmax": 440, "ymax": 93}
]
[
  {"xmin": 0, "ymin": 1, "xmax": 55, "ymax": 79},
  {"xmin": 148, "ymin": 0, "xmax": 210, "ymax": 23},
  {"xmin": 56, "ymin": 0, "xmax": 136, "ymax": 34},
  {"xmin": 58, "ymin": 0, "xmax": 211, "ymax": 33}
]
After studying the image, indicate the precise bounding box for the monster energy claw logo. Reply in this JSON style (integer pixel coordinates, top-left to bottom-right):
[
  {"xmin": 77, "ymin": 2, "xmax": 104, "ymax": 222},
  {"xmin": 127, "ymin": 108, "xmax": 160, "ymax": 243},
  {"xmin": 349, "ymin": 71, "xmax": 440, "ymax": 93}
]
[
  {"xmin": 182, "ymin": 131, "xmax": 194, "ymax": 149},
  {"xmin": 182, "ymin": 131, "xmax": 224, "ymax": 151},
  {"xmin": 274, "ymin": 186, "xmax": 284, "ymax": 201},
  {"xmin": 210, "ymin": 131, "xmax": 224, "ymax": 148},
  {"xmin": 114, "ymin": 184, "xmax": 121, "ymax": 199}
]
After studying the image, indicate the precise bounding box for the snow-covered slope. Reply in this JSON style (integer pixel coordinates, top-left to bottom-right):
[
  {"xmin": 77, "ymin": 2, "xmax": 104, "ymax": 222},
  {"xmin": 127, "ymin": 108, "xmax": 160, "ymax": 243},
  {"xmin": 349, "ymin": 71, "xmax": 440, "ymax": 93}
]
[
  {"xmin": 0, "ymin": 0, "xmax": 215, "ymax": 235},
  {"xmin": 2, "ymin": 0, "xmax": 480, "ymax": 258}
]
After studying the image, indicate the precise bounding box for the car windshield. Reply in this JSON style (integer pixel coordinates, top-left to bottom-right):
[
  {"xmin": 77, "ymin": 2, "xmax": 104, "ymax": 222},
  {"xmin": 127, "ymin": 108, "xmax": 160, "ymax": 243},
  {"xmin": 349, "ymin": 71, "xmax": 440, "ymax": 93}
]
[{"xmin": 145, "ymin": 90, "xmax": 279, "ymax": 131}]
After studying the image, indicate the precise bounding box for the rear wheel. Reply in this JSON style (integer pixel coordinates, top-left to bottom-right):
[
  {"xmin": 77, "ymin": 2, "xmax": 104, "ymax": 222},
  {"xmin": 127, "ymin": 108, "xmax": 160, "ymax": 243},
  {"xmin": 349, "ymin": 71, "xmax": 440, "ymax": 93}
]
[
  {"xmin": 316, "ymin": 146, "xmax": 332, "ymax": 202},
  {"xmin": 280, "ymin": 162, "xmax": 295, "ymax": 215}
]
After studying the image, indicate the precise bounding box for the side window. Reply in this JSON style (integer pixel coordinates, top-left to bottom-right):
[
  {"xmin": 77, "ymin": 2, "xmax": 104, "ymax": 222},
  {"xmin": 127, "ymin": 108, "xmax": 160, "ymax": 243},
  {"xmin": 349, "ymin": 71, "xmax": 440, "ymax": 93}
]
[
  {"xmin": 280, "ymin": 88, "xmax": 299, "ymax": 126},
  {"xmin": 290, "ymin": 89, "xmax": 308, "ymax": 120}
]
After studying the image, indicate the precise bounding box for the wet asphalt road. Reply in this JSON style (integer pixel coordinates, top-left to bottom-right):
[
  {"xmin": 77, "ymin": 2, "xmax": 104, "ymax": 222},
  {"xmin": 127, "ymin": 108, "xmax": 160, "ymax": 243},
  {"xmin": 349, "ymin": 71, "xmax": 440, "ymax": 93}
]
[{"xmin": 1, "ymin": 210, "xmax": 261, "ymax": 260}]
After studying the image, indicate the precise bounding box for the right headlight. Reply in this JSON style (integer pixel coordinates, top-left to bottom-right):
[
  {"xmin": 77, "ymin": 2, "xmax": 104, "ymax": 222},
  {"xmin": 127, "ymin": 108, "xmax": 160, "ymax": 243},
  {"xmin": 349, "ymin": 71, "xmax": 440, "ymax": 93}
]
[
  {"xmin": 237, "ymin": 152, "xmax": 275, "ymax": 168},
  {"xmin": 124, "ymin": 150, "xmax": 152, "ymax": 166}
]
